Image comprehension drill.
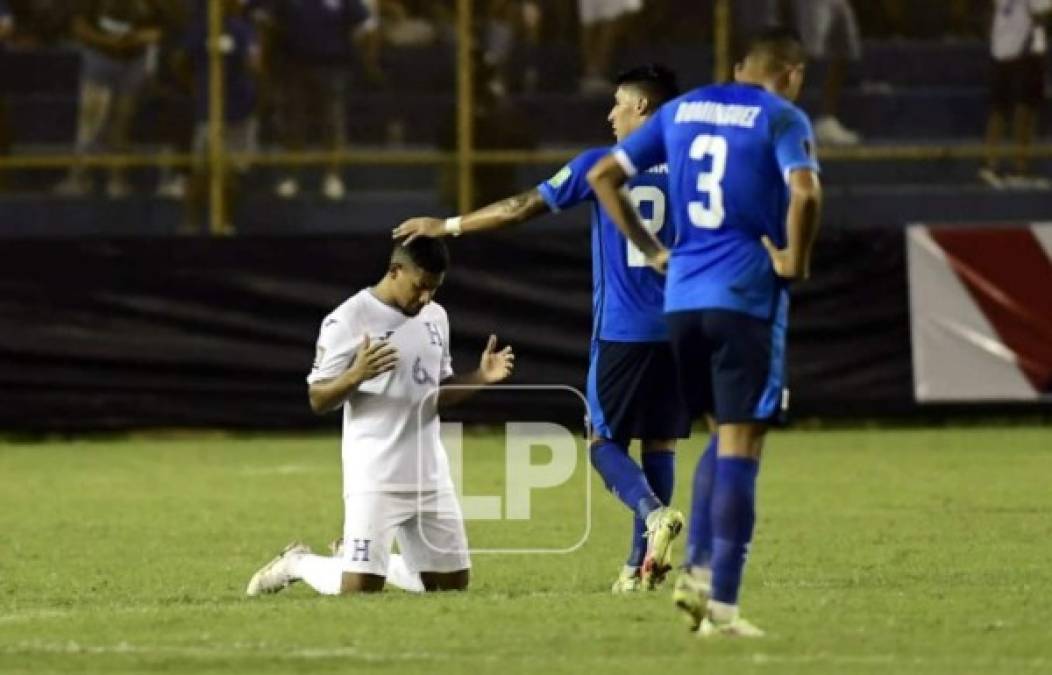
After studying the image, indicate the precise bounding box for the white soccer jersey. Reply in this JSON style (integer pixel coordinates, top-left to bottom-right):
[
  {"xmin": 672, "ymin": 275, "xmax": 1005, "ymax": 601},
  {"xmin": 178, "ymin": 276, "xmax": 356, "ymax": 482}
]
[
  {"xmin": 992, "ymin": 0, "xmax": 1051, "ymax": 60},
  {"xmin": 307, "ymin": 289, "xmax": 455, "ymax": 494}
]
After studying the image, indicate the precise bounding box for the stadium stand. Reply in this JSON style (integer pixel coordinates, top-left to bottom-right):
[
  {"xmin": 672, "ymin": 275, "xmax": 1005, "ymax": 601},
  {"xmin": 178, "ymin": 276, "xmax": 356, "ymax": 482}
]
[{"xmin": 0, "ymin": 12, "xmax": 1049, "ymax": 236}]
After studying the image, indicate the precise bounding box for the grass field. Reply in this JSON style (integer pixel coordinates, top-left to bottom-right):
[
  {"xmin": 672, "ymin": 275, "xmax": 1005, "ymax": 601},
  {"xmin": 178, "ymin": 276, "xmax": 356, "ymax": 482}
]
[{"xmin": 2, "ymin": 426, "xmax": 1051, "ymax": 674}]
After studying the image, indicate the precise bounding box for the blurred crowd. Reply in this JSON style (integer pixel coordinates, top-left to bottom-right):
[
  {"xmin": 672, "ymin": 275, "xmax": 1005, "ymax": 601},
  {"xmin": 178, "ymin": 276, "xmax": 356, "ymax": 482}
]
[{"xmin": 0, "ymin": 0, "xmax": 1044, "ymax": 214}]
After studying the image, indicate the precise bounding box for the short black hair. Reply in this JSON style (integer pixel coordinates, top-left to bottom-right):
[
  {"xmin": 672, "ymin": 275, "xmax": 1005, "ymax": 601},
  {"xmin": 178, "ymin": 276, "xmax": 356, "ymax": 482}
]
[
  {"xmin": 743, "ymin": 26, "xmax": 806, "ymax": 68},
  {"xmin": 393, "ymin": 237, "xmax": 450, "ymax": 275},
  {"xmin": 615, "ymin": 64, "xmax": 681, "ymax": 108}
]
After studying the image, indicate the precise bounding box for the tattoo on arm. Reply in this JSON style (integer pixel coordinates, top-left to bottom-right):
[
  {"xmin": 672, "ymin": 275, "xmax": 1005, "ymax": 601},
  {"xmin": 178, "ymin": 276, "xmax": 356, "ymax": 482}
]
[
  {"xmin": 465, "ymin": 188, "xmax": 550, "ymax": 233},
  {"xmin": 495, "ymin": 189, "xmax": 549, "ymax": 224}
]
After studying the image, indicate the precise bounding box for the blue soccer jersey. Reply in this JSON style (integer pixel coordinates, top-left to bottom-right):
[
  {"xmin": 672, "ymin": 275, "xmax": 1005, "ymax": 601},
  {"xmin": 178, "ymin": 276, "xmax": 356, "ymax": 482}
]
[
  {"xmin": 538, "ymin": 148, "xmax": 675, "ymax": 342},
  {"xmin": 614, "ymin": 83, "xmax": 819, "ymax": 320}
]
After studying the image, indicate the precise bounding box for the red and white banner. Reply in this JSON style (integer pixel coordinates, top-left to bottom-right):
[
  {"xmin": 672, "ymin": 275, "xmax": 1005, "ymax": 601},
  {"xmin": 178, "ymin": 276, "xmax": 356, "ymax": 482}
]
[{"xmin": 907, "ymin": 223, "xmax": 1052, "ymax": 402}]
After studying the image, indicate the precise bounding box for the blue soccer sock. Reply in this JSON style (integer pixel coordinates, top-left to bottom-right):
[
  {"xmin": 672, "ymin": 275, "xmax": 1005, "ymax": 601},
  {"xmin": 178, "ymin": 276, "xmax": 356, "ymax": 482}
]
[
  {"xmin": 626, "ymin": 449, "xmax": 676, "ymax": 567},
  {"xmin": 642, "ymin": 449, "xmax": 676, "ymax": 505},
  {"xmin": 590, "ymin": 441, "xmax": 663, "ymax": 533},
  {"xmin": 685, "ymin": 435, "xmax": 717, "ymax": 569},
  {"xmin": 710, "ymin": 456, "xmax": 760, "ymax": 606}
]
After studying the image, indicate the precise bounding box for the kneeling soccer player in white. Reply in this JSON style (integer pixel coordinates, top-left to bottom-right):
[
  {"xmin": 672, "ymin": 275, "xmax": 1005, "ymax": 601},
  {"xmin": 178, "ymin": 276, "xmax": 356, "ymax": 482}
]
[{"xmin": 246, "ymin": 237, "xmax": 514, "ymax": 595}]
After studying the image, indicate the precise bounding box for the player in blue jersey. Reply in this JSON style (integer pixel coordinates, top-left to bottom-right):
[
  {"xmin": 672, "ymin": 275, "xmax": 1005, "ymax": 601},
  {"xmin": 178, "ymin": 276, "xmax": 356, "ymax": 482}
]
[
  {"xmin": 588, "ymin": 28, "xmax": 823, "ymax": 637},
  {"xmin": 393, "ymin": 65, "xmax": 692, "ymax": 592}
]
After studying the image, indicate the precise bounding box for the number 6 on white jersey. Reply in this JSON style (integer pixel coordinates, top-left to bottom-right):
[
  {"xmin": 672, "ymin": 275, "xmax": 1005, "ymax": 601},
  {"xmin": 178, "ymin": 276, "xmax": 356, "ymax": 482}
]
[
  {"xmin": 625, "ymin": 185, "xmax": 667, "ymax": 268},
  {"xmin": 688, "ymin": 134, "xmax": 727, "ymax": 229}
]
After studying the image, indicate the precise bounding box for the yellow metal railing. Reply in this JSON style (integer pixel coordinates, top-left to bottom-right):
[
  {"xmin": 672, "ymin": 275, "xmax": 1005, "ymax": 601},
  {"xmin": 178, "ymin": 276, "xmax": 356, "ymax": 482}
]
[
  {"xmin": 714, "ymin": 0, "xmax": 732, "ymax": 83},
  {"xmin": 207, "ymin": 0, "xmax": 225, "ymax": 235},
  {"xmin": 455, "ymin": 0, "xmax": 475, "ymax": 216},
  {"xmin": 0, "ymin": 0, "xmax": 1049, "ymax": 233},
  {"xmin": 3, "ymin": 144, "xmax": 1051, "ymax": 170}
]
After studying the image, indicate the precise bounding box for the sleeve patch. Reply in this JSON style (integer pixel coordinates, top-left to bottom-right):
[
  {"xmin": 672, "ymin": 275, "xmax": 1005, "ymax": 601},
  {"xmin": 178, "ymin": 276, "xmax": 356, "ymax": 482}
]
[{"xmin": 547, "ymin": 165, "xmax": 573, "ymax": 189}]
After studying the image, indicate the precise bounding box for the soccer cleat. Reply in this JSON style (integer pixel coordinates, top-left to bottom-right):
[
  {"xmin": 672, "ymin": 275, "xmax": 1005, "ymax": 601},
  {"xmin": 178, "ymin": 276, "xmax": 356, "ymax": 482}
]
[
  {"xmin": 610, "ymin": 566, "xmax": 642, "ymax": 593},
  {"xmin": 640, "ymin": 507, "xmax": 684, "ymax": 589},
  {"xmin": 642, "ymin": 562, "xmax": 672, "ymax": 590},
  {"xmin": 672, "ymin": 571, "xmax": 711, "ymax": 631},
  {"xmin": 697, "ymin": 613, "xmax": 765, "ymax": 638},
  {"xmin": 245, "ymin": 542, "xmax": 310, "ymax": 596}
]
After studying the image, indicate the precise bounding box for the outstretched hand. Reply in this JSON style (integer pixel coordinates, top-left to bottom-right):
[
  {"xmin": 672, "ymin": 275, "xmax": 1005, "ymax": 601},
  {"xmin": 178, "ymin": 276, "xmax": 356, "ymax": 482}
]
[
  {"xmin": 392, "ymin": 217, "xmax": 445, "ymax": 245},
  {"xmin": 478, "ymin": 334, "xmax": 514, "ymax": 383}
]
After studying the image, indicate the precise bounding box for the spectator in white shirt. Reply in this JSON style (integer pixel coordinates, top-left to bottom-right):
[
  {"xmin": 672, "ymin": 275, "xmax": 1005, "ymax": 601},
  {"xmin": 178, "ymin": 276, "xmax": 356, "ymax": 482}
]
[{"xmin": 980, "ymin": 0, "xmax": 1051, "ymax": 188}]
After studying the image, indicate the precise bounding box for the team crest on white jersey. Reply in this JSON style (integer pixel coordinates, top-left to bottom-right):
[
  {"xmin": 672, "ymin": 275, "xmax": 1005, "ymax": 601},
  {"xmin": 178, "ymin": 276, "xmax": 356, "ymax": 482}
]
[{"xmin": 424, "ymin": 321, "xmax": 443, "ymax": 346}]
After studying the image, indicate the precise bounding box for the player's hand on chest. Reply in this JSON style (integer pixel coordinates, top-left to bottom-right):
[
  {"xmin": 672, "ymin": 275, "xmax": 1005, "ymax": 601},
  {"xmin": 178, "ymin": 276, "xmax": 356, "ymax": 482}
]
[{"xmin": 365, "ymin": 316, "xmax": 444, "ymax": 387}]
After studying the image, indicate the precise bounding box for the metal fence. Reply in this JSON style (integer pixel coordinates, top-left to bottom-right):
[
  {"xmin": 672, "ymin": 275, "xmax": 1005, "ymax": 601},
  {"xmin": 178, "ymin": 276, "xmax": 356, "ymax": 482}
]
[{"xmin": 0, "ymin": 0, "xmax": 1048, "ymax": 235}]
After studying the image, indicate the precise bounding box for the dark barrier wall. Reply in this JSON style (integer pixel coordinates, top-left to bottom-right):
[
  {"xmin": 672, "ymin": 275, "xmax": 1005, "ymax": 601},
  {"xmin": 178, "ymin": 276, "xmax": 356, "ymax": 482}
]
[{"xmin": 0, "ymin": 228, "xmax": 911, "ymax": 431}]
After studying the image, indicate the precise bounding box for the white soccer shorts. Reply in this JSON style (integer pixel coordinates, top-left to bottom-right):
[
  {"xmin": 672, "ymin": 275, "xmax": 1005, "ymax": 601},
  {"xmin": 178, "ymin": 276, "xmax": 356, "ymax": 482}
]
[
  {"xmin": 578, "ymin": 0, "xmax": 643, "ymax": 26},
  {"xmin": 341, "ymin": 490, "xmax": 471, "ymax": 577}
]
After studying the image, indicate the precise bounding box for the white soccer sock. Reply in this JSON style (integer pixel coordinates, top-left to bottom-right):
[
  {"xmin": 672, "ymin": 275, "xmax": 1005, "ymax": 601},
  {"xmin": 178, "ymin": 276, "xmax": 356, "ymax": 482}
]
[
  {"xmin": 290, "ymin": 552, "xmax": 424, "ymax": 595},
  {"xmin": 707, "ymin": 599, "xmax": 739, "ymax": 623},
  {"xmin": 386, "ymin": 553, "xmax": 425, "ymax": 593},
  {"xmin": 290, "ymin": 554, "xmax": 345, "ymax": 596},
  {"xmin": 688, "ymin": 565, "xmax": 713, "ymax": 587}
]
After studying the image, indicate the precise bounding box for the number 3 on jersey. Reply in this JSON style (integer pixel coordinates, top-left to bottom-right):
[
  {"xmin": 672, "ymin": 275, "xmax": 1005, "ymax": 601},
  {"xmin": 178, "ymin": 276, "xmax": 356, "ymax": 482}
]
[
  {"xmin": 625, "ymin": 185, "xmax": 666, "ymax": 268},
  {"xmin": 689, "ymin": 134, "xmax": 727, "ymax": 229}
]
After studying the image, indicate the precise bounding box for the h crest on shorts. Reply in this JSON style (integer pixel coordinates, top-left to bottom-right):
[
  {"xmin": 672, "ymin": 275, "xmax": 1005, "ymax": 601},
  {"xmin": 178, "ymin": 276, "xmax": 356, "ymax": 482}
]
[{"xmin": 349, "ymin": 538, "xmax": 371, "ymax": 562}]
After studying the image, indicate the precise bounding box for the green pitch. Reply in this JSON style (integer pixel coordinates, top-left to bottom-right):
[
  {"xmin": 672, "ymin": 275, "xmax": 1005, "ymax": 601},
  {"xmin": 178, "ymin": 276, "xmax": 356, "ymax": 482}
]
[{"xmin": 2, "ymin": 426, "xmax": 1051, "ymax": 674}]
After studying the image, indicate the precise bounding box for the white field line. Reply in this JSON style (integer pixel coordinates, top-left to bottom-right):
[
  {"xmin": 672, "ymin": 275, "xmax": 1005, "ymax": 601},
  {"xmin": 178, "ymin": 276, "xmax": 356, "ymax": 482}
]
[
  {"xmin": 0, "ymin": 642, "xmax": 1047, "ymax": 669},
  {"xmin": 0, "ymin": 610, "xmax": 71, "ymax": 625},
  {"xmin": 236, "ymin": 463, "xmax": 325, "ymax": 476},
  {"xmin": 0, "ymin": 641, "xmax": 448, "ymax": 662},
  {"xmin": 0, "ymin": 590, "xmax": 579, "ymax": 625}
]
